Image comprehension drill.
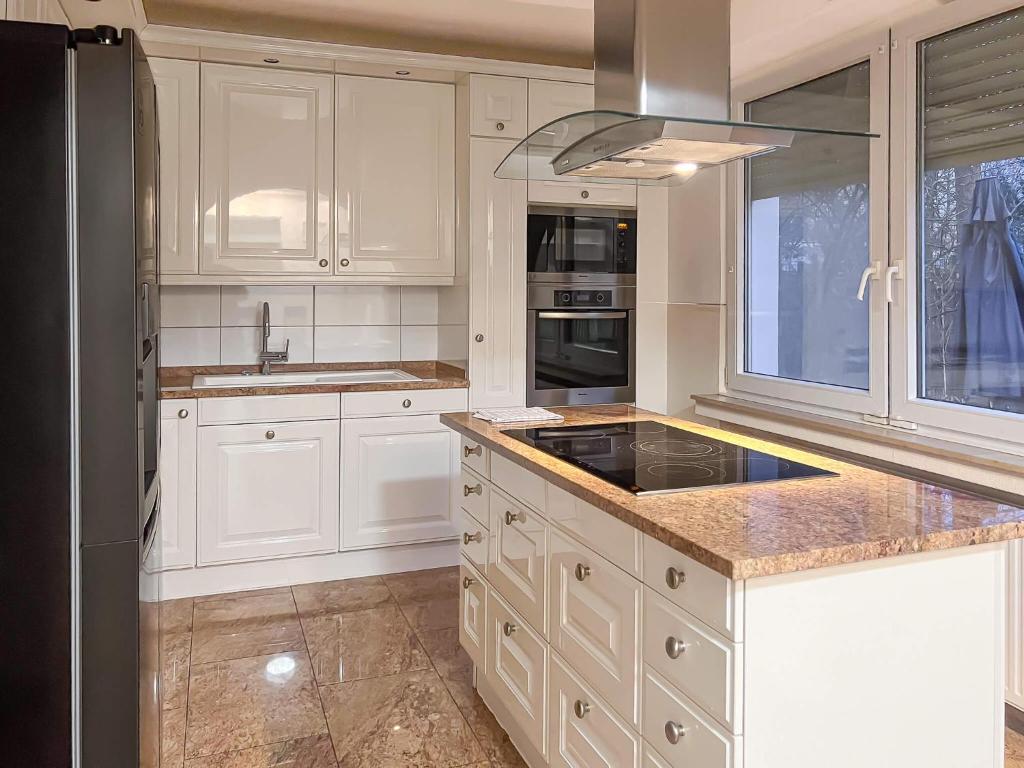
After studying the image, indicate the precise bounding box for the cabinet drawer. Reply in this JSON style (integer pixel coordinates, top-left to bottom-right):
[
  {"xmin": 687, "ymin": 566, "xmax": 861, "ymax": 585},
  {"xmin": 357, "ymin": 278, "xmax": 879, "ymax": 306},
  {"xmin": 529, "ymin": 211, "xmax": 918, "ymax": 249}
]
[
  {"xmin": 470, "ymin": 74, "xmax": 528, "ymax": 139},
  {"xmin": 644, "ymin": 588, "xmax": 742, "ymax": 733},
  {"xmin": 643, "ymin": 668, "xmax": 741, "ymax": 768},
  {"xmin": 549, "ymin": 529, "xmax": 641, "ymax": 727},
  {"xmin": 549, "ymin": 653, "xmax": 641, "ymax": 768},
  {"xmin": 643, "ymin": 536, "xmax": 743, "ymax": 641},
  {"xmin": 528, "ymin": 180, "xmax": 637, "ymax": 207},
  {"xmin": 491, "ymin": 451, "xmax": 546, "ymax": 514},
  {"xmin": 547, "ymin": 482, "xmax": 641, "ymax": 577},
  {"xmin": 489, "ymin": 488, "xmax": 548, "ymax": 635},
  {"xmin": 460, "ymin": 466, "xmax": 489, "ymax": 526},
  {"xmin": 197, "ymin": 393, "xmax": 340, "ymax": 425},
  {"xmin": 459, "ymin": 507, "xmax": 488, "ymax": 573},
  {"xmin": 340, "ymin": 388, "xmax": 467, "ymax": 417},
  {"xmin": 461, "ymin": 436, "xmax": 490, "ymax": 477},
  {"xmin": 487, "ymin": 590, "xmax": 548, "ymax": 758},
  {"xmin": 460, "ymin": 558, "xmax": 487, "ymax": 670},
  {"xmin": 643, "ymin": 742, "xmax": 673, "ymax": 768}
]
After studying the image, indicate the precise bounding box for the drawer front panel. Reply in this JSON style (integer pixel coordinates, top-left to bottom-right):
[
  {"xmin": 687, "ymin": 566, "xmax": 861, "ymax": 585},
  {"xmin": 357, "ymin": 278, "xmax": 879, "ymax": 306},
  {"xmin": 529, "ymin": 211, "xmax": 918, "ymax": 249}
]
[
  {"xmin": 644, "ymin": 588, "xmax": 741, "ymax": 732},
  {"xmin": 460, "ymin": 466, "xmax": 490, "ymax": 527},
  {"xmin": 549, "ymin": 529, "xmax": 641, "ymax": 726},
  {"xmin": 491, "ymin": 451, "xmax": 546, "ymax": 514},
  {"xmin": 487, "ymin": 591, "xmax": 548, "ymax": 758},
  {"xmin": 549, "ymin": 653, "xmax": 641, "ymax": 768},
  {"xmin": 643, "ymin": 536, "xmax": 742, "ymax": 640},
  {"xmin": 527, "ymin": 180, "xmax": 637, "ymax": 207},
  {"xmin": 459, "ymin": 558, "xmax": 487, "ymax": 670},
  {"xmin": 643, "ymin": 668, "xmax": 740, "ymax": 768},
  {"xmin": 642, "ymin": 742, "xmax": 674, "ymax": 768},
  {"xmin": 340, "ymin": 387, "xmax": 467, "ymax": 417},
  {"xmin": 198, "ymin": 393, "xmax": 339, "ymax": 425},
  {"xmin": 459, "ymin": 507, "xmax": 488, "ymax": 573},
  {"xmin": 461, "ymin": 436, "xmax": 490, "ymax": 477},
  {"xmin": 489, "ymin": 489, "xmax": 548, "ymax": 634},
  {"xmin": 547, "ymin": 482, "xmax": 641, "ymax": 577}
]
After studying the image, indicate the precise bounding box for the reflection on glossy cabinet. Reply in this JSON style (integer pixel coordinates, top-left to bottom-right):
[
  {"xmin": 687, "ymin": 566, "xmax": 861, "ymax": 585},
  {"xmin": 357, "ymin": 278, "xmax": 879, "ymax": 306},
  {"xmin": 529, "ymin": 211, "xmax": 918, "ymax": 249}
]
[
  {"xmin": 7, "ymin": 0, "xmax": 68, "ymax": 23},
  {"xmin": 159, "ymin": 400, "xmax": 197, "ymax": 570},
  {"xmin": 200, "ymin": 64, "xmax": 333, "ymax": 275},
  {"xmin": 489, "ymin": 487, "xmax": 547, "ymax": 633},
  {"xmin": 336, "ymin": 75, "xmax": 455, "ymax": 276},
  {"xmin": 341, "ymin": 414, "xmax": 459, "ymax": 549},
  {"xmin": 151, "ymin": 58, "xmax": 200, "ymax": 275},
  {"xmin": 470, "ymin": 74, "xmax": 528, "ymax": 139},
  {"xmin": 197, "ymin": 419, "xmax": 339, "ymax": 564},
  {"xmin": 469, "ymin": 138, "xmax": 527, "ymax": 409}
]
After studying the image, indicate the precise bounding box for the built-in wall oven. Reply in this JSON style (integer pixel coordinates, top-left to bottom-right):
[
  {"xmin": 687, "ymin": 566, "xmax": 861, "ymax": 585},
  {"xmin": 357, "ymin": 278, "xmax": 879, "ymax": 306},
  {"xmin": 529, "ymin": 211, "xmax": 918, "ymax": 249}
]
[
  {"xmin": 527, "ymin": 284, "xmax": 636, "ymax": 406},
  {"xmin": 527, "ymin": 205, "xmax": 637, "ymax": 284}
]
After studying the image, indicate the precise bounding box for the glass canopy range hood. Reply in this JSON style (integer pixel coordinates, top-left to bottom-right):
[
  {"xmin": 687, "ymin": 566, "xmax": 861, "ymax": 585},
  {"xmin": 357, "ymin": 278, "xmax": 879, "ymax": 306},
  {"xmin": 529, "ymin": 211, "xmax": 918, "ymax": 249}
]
[{"xmin": 495, "ymin": 0, "xmax": 879, "ymax": 186}]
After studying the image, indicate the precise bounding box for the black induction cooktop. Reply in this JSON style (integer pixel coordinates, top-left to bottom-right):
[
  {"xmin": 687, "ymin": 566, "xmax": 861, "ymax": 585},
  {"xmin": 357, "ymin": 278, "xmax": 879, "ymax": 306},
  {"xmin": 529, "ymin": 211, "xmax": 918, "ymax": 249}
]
[{"xmin": 503, "ymin": 420, "xmax": 837, "ymax": 495}]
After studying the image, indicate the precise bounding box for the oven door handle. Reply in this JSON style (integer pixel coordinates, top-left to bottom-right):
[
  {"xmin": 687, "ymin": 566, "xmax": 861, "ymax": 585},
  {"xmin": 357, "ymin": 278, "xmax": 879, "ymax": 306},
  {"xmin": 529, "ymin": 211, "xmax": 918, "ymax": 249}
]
[{"xmin": 537, "ymin": 311, "xmax": 628, "ymax": 320}]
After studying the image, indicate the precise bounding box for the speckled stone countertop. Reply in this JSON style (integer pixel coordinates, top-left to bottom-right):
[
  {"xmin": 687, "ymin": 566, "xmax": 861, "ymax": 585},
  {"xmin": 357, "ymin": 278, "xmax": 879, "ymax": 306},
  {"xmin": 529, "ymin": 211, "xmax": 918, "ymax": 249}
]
[
  {"xmin": 441, "ymin": 405, "xmax": 1024, "ymax": 580},
  {"xmin": 160, "ymin": 361, "xmax": 468, "ymax": 400}
]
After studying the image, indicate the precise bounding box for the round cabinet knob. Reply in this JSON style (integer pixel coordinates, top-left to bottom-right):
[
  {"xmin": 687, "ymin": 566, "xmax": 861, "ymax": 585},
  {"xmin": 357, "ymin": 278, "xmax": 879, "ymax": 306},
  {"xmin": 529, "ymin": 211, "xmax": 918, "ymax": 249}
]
[
  {"xmin": 496, "ymin": 121, "xmax": 505, "ymax": 131},
  {"xmin": 574, "ymin": 563, "xmax": 591, "ymax": 582},
  {"xmin": 504, "ymin": 510, "xmax": 524, "ymax": 526},
  {"xmin": 502, "ymin": 621, "xmax": 517, "ymax": 637},
  {"xmin": 463, "ymin": 531, "xmax": 482, "ymax": 545},
  {"xmin": 665, "ymin": 721, "xmax": 687, "ymax": 745},
  {"xmin": 474, "ymin": 333, "xmax": 485, "ymax": 343},
  {"xmin": 665, "ymin": 636, "xmax": 688, "ymax": 659},
  {"xmin": 573, "ymin": 700, "xmax": 591, "ymax": 719},
  {"xmin": 462, "ymin": 575, "xmax": 475, "ymax": 589},
  {"xmin": 265, "ymin": 430, "xmax": 276, "ymax": 440},
  {"xmin": 580, "ymin": 189, "xmax": 590, "ymax": 199},
  {"xmin": 665, "ymin": 566, "xmax": 686, "ymax": 590},
  {"xmin": 402, "ymin": 398, "xmax": 412, "ymax": 409},
  {"xmin": 177, "ymin": 408, "xmax": 189, "ymax": 419},
  {"xmin": 339, "ymin": 258, "xmax": 351, "ymax": 267},
  {"xmin": 463, "ymin": 483, "xmax": 482, "ymax": 497},
  {"xmin": 464, "ymin": 444, "xmax": 482, "ymax": 458},
  {"xmin": 319, "ymin": 258, "xmax": 328, "ymax": 267}
]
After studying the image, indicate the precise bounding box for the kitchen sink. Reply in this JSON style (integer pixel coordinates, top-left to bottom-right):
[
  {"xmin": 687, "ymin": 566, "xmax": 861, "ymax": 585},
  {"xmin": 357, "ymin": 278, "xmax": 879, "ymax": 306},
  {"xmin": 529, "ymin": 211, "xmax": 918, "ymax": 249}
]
[{"xmin": 192, "ymin": 369, "xmax": 421, "ymax": 388}]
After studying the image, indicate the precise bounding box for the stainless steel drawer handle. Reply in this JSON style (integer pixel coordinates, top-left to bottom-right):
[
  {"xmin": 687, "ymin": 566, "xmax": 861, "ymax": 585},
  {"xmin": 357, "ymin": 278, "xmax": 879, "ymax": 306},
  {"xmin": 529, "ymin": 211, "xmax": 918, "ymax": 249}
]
[
  {"xmin": 319, "ymin": 258, "xmax": 328, "ymax": 267},
  {"xmin": 464, "ymin": 444, "xmax": 483, "ymax": 458},
  {"xmin": 474, "ymin": 333, "xmax": 485, "ymax": 343},
  {"xmin": 402, "ymin": 399, "xmax": 412, "ymax": 408},
  {"xmin": 462, "ymin": 576, "xmax": 475, "ymax": 589},
  {"xmin": 581, "ymin": 189, "xmax": 590, "ymax": 199},
  {"xmin": 504, "ymin": 510, "xmax": 524, "ymax": 526},
  {"xmin": 573, "ymin": 700, "xmax": 591, "ymax": 719},
  {"xmin": 665, "ymin": 721, "xmax": 687, "ymax": 745},
  {"xmin": 502, "ymin": 621, "xmax": 517, "ymax": 637},
  {"xmin": 463, "ymin": 483, "xmax": 483, "ymax": 497},
  {"xmin": 496, "ymin": 121, "xmax": 505, "ymax": 131},
  {"xmin": 463, "ymin": 531, "xmax": 482, "ymax": 545},
  {"xmin": 574, "ymin": 563, "xmax": 591, "ymax": 582},
  {"xmin": 177, "ymin": 408, "xmax": 189, "ymax": 419},
  {"xmin": 265, "ymin": 430, "xmax": 276, "ymax": 440},
  {"xmin": 666, "ymin": 566, "xmax": 686, "ymax": 590},
  {"xmin": 665, "ymin": 636, "xmax": 688, "ymax": 659},
  {"xmin": 339, "ymin": 258, "xmax": 350, "ymax": 267}
]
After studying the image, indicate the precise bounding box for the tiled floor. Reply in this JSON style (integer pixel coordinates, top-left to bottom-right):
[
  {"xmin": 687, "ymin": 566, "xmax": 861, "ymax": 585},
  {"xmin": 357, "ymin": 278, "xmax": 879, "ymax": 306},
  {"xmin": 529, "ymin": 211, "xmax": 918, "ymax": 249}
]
[{"xmin": 159, "ymin": 566, "xmax": 525, "ymax": 768}]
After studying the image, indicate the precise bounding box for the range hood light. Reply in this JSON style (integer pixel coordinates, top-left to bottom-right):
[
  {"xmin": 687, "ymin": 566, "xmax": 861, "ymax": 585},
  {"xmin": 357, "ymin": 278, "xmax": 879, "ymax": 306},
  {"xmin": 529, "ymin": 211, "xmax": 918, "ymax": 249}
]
[
  {"xmin": 674, "ymin": 162, "xmax": 699, "ymax": 175},
  {"xmin": 625, "ymin": 159, "xmax": 646, "ymax": 168}
]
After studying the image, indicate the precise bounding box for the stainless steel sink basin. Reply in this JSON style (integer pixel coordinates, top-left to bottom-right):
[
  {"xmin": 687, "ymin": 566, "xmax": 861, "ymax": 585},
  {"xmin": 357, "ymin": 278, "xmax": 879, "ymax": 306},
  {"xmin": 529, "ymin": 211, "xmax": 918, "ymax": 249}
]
[{"xmin": 192, "ymin": 369, "xmax": 420, "ymax": 388}]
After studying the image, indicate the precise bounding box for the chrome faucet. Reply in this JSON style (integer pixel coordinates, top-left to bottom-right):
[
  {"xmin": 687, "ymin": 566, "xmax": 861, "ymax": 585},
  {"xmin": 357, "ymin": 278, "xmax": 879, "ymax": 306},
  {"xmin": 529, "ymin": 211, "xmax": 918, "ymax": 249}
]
[{"xmin": 258, "ymin": 301, "xmax": 289, "ymax": 375}]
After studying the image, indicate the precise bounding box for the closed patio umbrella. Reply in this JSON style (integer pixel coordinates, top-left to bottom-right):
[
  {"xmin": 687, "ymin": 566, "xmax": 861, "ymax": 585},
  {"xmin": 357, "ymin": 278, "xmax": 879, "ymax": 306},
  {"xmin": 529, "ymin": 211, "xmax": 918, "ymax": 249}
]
[{"xmin": 959, "ymin": 177, "xmax": 1024, "ymax": 401}]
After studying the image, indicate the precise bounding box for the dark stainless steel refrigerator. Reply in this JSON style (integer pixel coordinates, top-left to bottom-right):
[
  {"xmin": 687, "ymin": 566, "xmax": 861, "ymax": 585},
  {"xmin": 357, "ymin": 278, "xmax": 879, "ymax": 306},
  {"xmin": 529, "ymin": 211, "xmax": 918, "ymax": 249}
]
[{"xmin": 0, "ymin": 21, "xmax": 161, "ymax": 768}]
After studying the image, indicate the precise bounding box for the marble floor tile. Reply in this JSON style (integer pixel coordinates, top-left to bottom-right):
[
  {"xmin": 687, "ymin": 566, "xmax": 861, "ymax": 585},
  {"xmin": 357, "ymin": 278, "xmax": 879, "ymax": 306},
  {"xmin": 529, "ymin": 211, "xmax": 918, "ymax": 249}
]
[
  {"xmin": 1008, "ymin": 728, "xmax": 1024, "ymax": 767},
  {"xmin": 301, "ymin": 604, "xmax": 430, "ymax": 685},
  {"xmin": 292, "ymin": 577, "xmax": 393, "ymax": 618},
  {"xmin": 182, "ymin": 734, "xmax": 338, "ymax": 768},
  {"xmin": 162, "ymin": 707, "xmax": 186, "ymax": 768},
  {"xmin": 162, "ymin": 598, "xmax": 195, "ymax": 635},
  {"xmin": 399, "ymin": 596, "xmax": 459, "ymax": 635},
  {"xmin": 382, "ymin": 566, "xmax": 459, "ymax": 605},
  {"xmin": 185, "ymin": 652, "xmax": 328, "ymax": 759},
  {"xmin": 162, "ymin": 632, "xmax": 192, "ymax": 710},
  {"xmin": 194, "ymin": 587, "xmax": 292, "ymax": 603},
  {"xmin": 320, "ymin": 668, "xmax": 486, "ymax": 768},
  {"xmin": 192, "ymin": 591, "xmax": 305, "ymax": 664}
]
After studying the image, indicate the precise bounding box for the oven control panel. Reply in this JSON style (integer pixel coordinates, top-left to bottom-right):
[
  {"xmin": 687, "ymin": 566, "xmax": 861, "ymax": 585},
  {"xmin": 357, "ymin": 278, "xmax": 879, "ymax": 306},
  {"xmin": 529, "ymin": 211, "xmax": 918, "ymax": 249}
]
[{"xmin": 554, "ymin": 289, "xmax": 612, "ymax": 307}]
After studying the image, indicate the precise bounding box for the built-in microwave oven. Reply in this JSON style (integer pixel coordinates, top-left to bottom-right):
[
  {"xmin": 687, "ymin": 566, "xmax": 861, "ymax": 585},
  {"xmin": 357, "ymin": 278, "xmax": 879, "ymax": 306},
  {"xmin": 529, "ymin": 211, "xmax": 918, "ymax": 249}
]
[{"xmin": 527, "ymin": 205, "xmax": 637, "ymax": 285}]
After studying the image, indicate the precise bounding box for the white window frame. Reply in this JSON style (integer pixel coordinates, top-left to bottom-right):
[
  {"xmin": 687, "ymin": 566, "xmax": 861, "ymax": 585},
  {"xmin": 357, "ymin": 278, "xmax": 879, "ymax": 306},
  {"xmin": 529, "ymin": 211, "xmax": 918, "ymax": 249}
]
[
  {"xmin": 889, "ymin": 0, "xmax": 1024, "ymax": 449},
  {"xmin": 726, "ymin": 31, "xmax": 892, "ymax": 421}
]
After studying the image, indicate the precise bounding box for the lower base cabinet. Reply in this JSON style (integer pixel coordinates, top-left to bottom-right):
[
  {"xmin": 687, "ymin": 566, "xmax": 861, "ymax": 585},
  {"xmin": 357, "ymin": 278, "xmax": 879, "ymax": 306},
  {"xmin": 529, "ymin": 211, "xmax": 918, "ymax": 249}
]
[{"xmin": 159, "ymin": 400, "xmax": 198, "ymax": 570}]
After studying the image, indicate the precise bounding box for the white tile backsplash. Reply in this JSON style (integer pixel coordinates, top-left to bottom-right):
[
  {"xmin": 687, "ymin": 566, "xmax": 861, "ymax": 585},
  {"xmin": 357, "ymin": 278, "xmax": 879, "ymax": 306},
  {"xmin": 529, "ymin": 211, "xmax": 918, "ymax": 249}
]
[
  {"xmin": 314, "ymin": 325, "xmax": 401, "ymax": 363},
  {"xmin": 316, "ymin": 286, "xmax": 401, "ymax": 326},
  {"xmin": 221, "ymin": 286, "xmax": 314, "ymax": 327},
  {"xmin": 400, "ymin": 325, "xmax": 439, "ymax": 361},
  {"xmin": 400, "ymin": 287, "xmax": 441, "ymax": 325},
  {"xmin": 161, "ymin": 286, "xmax": 221, "ymax": 328},
  {"xmin": 161, "ymin": 327, "xmax": 220, "ymax": 366},
  {"xmin": 437, "ymin": 324, "xmax": 469, "ymax": 361},
  {"xmin": 220, "ymin": 326, "xmax": 314, "ymax": 365}
]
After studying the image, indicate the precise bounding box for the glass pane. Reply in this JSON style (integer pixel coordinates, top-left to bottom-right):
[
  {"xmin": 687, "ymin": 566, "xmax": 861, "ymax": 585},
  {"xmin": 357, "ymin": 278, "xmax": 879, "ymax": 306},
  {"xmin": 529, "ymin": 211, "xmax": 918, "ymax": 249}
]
[
  {"xmin": 534, "ymin": 316, "xmax": 630, "ymax": 391},
  {"xmin": 919, "ymin": 8, "xmax": 1024, "ymax": 416},
  {"xmin": 743, "ymin": 63, "xmax": 872, "ymax": 390}
]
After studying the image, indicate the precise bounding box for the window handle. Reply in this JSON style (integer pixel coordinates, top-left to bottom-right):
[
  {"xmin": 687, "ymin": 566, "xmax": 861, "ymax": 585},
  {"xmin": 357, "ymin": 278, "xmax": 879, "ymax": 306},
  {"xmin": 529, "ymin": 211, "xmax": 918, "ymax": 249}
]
[
  {"xmin": 884, "ymin": 261, "xmax": 904, "ymax": 304},
  {"xmin": 856, "ymin": 261, "xmax": 881, "ymax": 301}
]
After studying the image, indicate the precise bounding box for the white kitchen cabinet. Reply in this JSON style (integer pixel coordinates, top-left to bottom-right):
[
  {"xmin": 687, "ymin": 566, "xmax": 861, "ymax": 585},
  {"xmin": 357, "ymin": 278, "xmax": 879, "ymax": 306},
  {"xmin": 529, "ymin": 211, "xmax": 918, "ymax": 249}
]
[
  {"xmin": 489, "ymin": 487, "xmax": 547, "ymax": 634},
  {"xmin": 159, "ymin": 400, "xmax": 197, "ymax": 570},
  {"xmin": 200, "ymin": 63, "xmax": 333, "ymax": 276},
  {"xmin": 470, "ymin": 74, "xmax": 528, "ymax": 139},
  {"xmin": 469, "ymin": 138, "xmax": 527, "ymax": 408},
  {"xmin": 528, "ymin": 180, "xmax": 637, "ymax": 207},
  {"xmin": 341, "ymin": 414, "xmax": 459, "ymax": 549},
  {"xmin": 7, "ymin": 0, "xmax": 68, "ymax": 24},
  {"xmin": 1008, "ymin": 539, "xmax": 1024, "ymax": 710},
  {"xmin": 151, "ymin": 58, "xmax": 200, "ymax": 276},
  {"xmin": 528, "ymin": 80, "xmax": 593, "ymax": 133},
  {"xmin": 197, "ymin": 419, "xmax": 339, "ymax": 564},
  {"xmin": 336, "ymin": 75, "xmax": 455, "ymax": 276},
  {"xmin": 460, "ymin": 558, "xmax": 487, "ymax": 669}
]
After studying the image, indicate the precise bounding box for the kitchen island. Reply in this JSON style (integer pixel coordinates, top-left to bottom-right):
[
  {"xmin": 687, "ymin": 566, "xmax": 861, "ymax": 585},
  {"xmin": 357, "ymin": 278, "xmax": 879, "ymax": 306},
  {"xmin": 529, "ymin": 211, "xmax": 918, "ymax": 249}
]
[{"xmin": 441, "ymin": 404, "xmax": 1024, "ymax": 768}]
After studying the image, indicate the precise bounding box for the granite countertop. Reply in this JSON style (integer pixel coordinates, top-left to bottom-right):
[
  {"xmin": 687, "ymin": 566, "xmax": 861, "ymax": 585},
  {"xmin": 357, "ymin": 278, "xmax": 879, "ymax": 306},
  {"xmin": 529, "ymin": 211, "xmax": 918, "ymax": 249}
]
[
  {"xmin": 160, "ymin": 361, "xmax": 468, "ymax": 399},
  {"xmin": 440, "ymin": 404, "xmax": 1024, "ymax": 580}
]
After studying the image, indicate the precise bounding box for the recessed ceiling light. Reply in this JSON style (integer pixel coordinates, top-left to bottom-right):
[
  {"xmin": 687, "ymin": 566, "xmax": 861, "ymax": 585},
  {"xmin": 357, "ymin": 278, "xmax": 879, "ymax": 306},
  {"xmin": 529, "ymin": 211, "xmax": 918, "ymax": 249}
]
[
  {"xmin": 625, "ymin": 159, "xmax": 645, "ymax": 167},
  {"xmin": 263, "ymin": 57, "xmax": 280, "ymax": 64},
  {"xmin": 395, "ymin": 70, "xmax": 411, "ymax": 76}
]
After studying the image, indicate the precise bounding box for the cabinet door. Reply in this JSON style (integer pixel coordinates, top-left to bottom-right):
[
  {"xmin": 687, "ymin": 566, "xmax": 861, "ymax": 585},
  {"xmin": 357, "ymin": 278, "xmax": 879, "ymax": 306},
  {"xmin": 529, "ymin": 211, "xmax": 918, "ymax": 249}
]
[
  {"xmin": 469, "ymin": 138, "xmax": 527, "ymax": 409},
  {"xmin": 159, "ymin": 400, "xmax": 197, "ymax": 570},
  {"xmin": 460, "ymin": 558, "xmax": 487, "ymax": 669},
  {"xmin": 341, "ymin": 414, "xmax": 458, "ymax": 549},
  {"xmin": 489, "ymin": 488, "xmax": 547, "ymax": 634},
  {"xmin": 201, "ymin": 64, "xmax": 333, "ymax": 275},
  {"xmin": 198, "ymin": 419, "xmax": 339, "ymax": 564},
  {"xmin": 151, "ymin": 58, "xmax": 200, "ymax": 276},
  {"xmin": 528, "ymin": 80, "xmax": 594, "ymax": 133},
  {"xmin": 336, "ymin": 76, "xmax": 455, "ymax": 276},
  {"xmin": 470, "ymin": 74, "xmax": 528, "ymax": 139},
  {"xmin": 1008, "ymin": 539, "xmax": 1024, "ymax": 709}
]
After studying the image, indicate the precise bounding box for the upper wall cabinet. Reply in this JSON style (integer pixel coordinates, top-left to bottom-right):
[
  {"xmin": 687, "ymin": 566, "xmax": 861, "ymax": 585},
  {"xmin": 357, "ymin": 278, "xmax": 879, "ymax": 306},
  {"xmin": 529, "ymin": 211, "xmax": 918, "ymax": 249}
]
[
  {"xmin": 200, "ymin": 64, "xmax": 334, "ymax": 276},
  {"xmin": 528, "ymin": 79, "xmax": 593, "ymax": 133},
  {"xmin": 470, "ymin": 75, "xmax": 528, "ymax": 139},
  {"xmin": 336, "ymin": 75, "xmax": 455, "ymax": 276},
  {"xmin": 151, "ymin": 58, "xmax": 200, "ymax": 276},
  {"xmin": 7, "ymin": 0, "xmax": 69, "ymax": 24}
]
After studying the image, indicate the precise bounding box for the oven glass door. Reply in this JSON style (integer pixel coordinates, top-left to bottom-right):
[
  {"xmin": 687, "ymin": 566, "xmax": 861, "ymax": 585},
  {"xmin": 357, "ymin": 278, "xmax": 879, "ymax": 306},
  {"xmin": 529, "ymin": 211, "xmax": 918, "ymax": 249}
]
[
  {"xmin": 526, "ymin": 214, "xmax": 636, "ymax": 276},
  {"xmin": 533, "ymin": 310, "xmax": 631, "ymax": 392}
]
